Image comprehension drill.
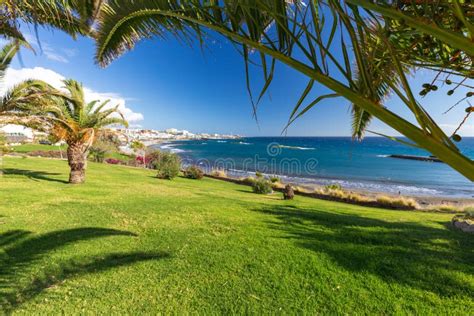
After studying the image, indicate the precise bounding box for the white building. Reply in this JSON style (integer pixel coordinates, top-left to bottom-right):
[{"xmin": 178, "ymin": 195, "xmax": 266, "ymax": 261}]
[{"xmin": 0, "ymin": 124, "xmax": 35, "ymax": 143}]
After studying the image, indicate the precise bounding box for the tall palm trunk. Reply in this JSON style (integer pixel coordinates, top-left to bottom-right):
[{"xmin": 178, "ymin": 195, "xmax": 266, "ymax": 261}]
[{"xmin": 67, "ymin": 142, "xmax": 88, "ymax": 184}]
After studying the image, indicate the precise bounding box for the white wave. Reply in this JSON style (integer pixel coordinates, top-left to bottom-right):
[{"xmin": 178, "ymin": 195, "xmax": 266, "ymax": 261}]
[
  {"xmin": 278, "ymin": 145, "xmax": 315, "ymax": 150},
  {"xmin": 238, "ymin": 142, "xmax": 252, "ymax": 145},
  {"xmin": 159, "ymin": 144, "xmax": 185, "ymax": 153},
  {"xmin": 217, "ymin": 140, "xmax": 227, "ymax": 143},
  {"xmin": 377, "ymin": 154, "xmax": 389, "ymax": 158}
]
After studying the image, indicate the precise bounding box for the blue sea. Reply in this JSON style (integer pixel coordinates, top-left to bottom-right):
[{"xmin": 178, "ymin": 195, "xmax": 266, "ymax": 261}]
[{"xmin": 154, "ymin": 137, "xmax": 474, "ymax": 198}]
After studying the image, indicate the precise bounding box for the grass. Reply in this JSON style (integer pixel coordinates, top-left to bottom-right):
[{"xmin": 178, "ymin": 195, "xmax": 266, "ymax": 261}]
[
  {"xmin": 0, "ymin": 156, "xmax": 473, "ymax": 314},
  {"xmin": 11, "ymin": 143, "xmax": 67, "ymax": 153},
  {"xmin": 10, "ymin": 143, "xmax": 130, "ymax": 161}
]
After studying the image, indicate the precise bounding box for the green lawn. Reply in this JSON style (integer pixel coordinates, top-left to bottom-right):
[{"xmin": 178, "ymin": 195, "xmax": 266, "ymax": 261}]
[
  {"xmin": 0, "ymin": 157, "xmax": 472, "ymax": 314},
  {"xmin": 11, "ymin": 143, "xmax": 67, "ymax": 153},
  {"xmin": 11, "ymin": 144, "xmax": 130, "ymax": 161}
]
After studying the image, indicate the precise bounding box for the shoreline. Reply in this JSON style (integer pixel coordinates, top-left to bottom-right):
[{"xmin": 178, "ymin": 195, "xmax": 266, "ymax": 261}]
[
  {"xmin": 204, "ymin": 170, "xmax": 473, "ymax": 208},
  {"xmin": 150, "ymin": 140, "xmax": 474, "ymax": 201}
]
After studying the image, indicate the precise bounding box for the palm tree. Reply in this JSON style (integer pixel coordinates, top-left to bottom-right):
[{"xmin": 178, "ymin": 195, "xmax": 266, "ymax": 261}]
[
  {"xmin": 93, "ymin": 1, "xmax": 474, "ymax": 181},
  {"xmin": 1, "ymin": 79, "xmax": 128, "ymax": 183}
]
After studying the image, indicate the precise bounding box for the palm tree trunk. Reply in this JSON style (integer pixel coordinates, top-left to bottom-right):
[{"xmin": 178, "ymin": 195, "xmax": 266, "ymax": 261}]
[{"xmin": 67, "ymin": 142, "xmax": 88, "ymax": 184}]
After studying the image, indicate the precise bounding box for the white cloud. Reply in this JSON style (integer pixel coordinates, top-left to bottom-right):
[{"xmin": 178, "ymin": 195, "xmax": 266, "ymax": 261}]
[
  {"xmin": 23, "ymin": 34, "xmax": 70, "ymax": 63},
  {"xmin": 1, "ymin": 67, "xmax": 144, "ymax": 123},
  {"xmin": 43, "ymin": 50, "xmax": 69, "ymax": 63},
  {"xmin": 62, "ymin": 48, "xmax": 78, "ymax": 58}
]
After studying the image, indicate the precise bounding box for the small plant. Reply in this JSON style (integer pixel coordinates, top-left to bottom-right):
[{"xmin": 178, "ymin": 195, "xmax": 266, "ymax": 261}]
[
  {"xmin": 376, "ymin": 195, "xmax": 419, "ymax": 209},
  {"xmin": 0, "ymin": 132, "xmax": 11, "ymax": 154},
  {"xmin": 463, "ymin": 206, "xmax": 474, "ymax": 218},
  {"xmin": 255, "ymin": 171, "xmax": 263, "ymax": 178},
  {"xmin": 425, "ymin": 204, "xmax": 461, "ymax": 213},
  {"xmin": 89, "ymin": 147, "xmax": 108, "ymax": 163},
  {"xmin": 28, "ymin": 150, "xmax": 63, "ymax": 158},
  {"xmin": 269, "ymin": 175, "xmax": 280, "ymax": 183},
  {"xmin": 211, "ymin": 168, "xmax": 227, "ymax": 178},
  {"xmin": 184, "ymin": 165, "xmax": 204, "ymax": 179},
  {"xmin": 252, "ymin": 178, "xmax": 273, "ymax": 194},
  {"xmin": 241, "ymin": 177, "xmax": 256, "ymax": 185},
  {"xmin": 325, "ymin": 183, "xmax": 342, "ymax": 191},
  {"xmin": 105, "ymin": 158, "xmax": 121, "ymax": 165},
  {"xmin": 154, "ymin": 152, "xmax": 181, "ymax": 180},
  {"xmin": 145, "ymin": 150, "xmax": 163, "ymax": 169}
]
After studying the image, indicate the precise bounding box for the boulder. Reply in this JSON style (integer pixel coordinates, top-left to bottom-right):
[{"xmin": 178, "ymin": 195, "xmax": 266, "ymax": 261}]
[{"xmin": 452, "ymin": 216, "xmax": 474, "ymax": 233}]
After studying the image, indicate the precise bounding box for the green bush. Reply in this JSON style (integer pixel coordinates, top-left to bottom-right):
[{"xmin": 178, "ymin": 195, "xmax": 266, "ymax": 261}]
[
  {"xmin": 255, "ymin": 171, "xmax": 263, "ymax": 178},
  {"xmin": 89, "ymin": 147, "xmax": 108, "ymax": 163},
  {"xmin": 325, "ymin": 183, "xmax": 342, "ymax": 191},
  {"xmin": 89, "ymin": 136, "xmax": 120, "ymax": 163},
  {"xmin": 464, "ymin": 206, "xmax": 474, "ymax": 217},
  {"xmin": 146, "ymin": 150, "xmax": 163, "ymax": 169},
  {"xmin": 153, "ymin": 152, "xmax": 181, "ymax": 180},
  {"xmin": 241, "ymin": 177, "xmax": 256, "ymax": 185},
  {"xmin": 0, "ymin": 132, "xmax": 11, "ymax": 154},
  {"xmin": 269, "ymin": 175, "xmax": 280, "ymax": 183},
  {"xmin": 252, "ymin": 178, "xmax": 273, "ymax": 194},
  {"xmin": 184, "ymin": 165, "xmax": 204, "ymax": 179}
]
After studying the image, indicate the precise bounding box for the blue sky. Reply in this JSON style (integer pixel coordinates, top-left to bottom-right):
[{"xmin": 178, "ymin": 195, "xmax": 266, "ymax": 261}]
[{"xmin": 3, "ymin": 26, "xmax": 473, "ymax": 136}]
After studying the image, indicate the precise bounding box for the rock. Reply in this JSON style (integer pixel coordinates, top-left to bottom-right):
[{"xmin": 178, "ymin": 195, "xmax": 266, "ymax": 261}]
[
  {"xmin": 452, "ymin": 216, "xmax": 474, "ymax": 233},
  {"xmin": 283, "ymin": 184, "xmax": 294, "ymax": 200}
]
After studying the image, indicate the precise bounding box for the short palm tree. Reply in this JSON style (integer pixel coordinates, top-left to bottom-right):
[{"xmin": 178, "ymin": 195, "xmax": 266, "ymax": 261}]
[{"xmin": 1, "ymin": 78, "xmax": 128, "ymax": 183}]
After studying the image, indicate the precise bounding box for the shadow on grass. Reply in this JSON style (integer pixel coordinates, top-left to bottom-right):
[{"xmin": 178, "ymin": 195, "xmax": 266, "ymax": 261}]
[
  {"xmin": 1, "ymin": 168, "xmax": 69, "ymax": 184},
  {"xmin": 254, "ymin": 205, "xmax": 474, "ymax": 298},
  {"xmin": 0, "ymin": 227, "xmax": 170, "ymax": 312}
]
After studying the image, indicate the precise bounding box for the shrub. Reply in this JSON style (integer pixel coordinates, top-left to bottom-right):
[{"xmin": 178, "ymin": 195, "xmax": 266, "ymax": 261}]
[
  {"xmin": 27, "ymin": 150, "xmax": 63, "ymax": 158},
  {"xmin": 255, "ymin": 171, "xmax": 263, "ymax": 178},
  {"xmin": 90, "ymin": 135, "xmax": 120, "ymax": 163},
  {"xmin": 252, "ymin": 178, "xmax": 273, "ymax": 194},
  {"xmin": 0, "ymin": 132, "xmax": 11, "ymax": 154},
  {"xmin": 463, "ymin": 206, "xmax": 474, "ymax": 216},
  {"xmin": 269, "ymin": 175, "xmax": 280, "ymax": 183},
  {"xmin": 146, "ymin": 150, "xmax": 165, "ymax": 169},
  {"xmin": 105, "ymin": 158, "xmax": 121, "ymax": 165},
  {"xmin": 325, "ymin": 183, "xmax": 342, "ymax": 191},
  {"xmin": 376, "ymin": 195, "xmax": 419, "ymax": 209},
  {"xmin": 184, "ymin": 165, "xmax": 204, "ymax": 179},
  {"xmin": 89, "ymin": 147, "xmax": 108, "ymax": 163},
  {"xmin": 154, "ymin": 152, "xmax": 181, "ymax": 180},
  {"xmin": 425, "ymin": 204, "xmax": 461, "ymax": 213},
  {"xmin": 241, "ymin": 177, "xmax": 256, "ymax": 185},
  {"xmin": 211, "ymin": 168, "xmax": 227, "ymax": 178}
]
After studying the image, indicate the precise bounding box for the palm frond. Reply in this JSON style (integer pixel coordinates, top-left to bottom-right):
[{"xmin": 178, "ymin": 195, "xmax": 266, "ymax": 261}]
[{"xmin": 0, "ymin": 42, "xmax": 20, "ymax": 82}]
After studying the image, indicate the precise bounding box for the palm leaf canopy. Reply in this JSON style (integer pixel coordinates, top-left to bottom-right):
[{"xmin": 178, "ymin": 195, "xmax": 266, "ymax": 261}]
[{"xmin": 0, "ymin": 0, "xmax": 103, "ymax": 43}]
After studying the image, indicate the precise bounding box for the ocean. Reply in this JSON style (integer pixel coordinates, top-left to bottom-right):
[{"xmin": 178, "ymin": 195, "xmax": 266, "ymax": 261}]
[{"xmin": 153, "ymin": 137, "xmax": 474, "ymax": 198}]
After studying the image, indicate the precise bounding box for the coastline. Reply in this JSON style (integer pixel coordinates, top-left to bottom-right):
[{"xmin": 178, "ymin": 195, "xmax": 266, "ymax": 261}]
[
  {"xmin": 204, "ymin": 170, "xmax": 473, "ymax": 209},
  {"xmin": 150, "ymin": 138, "xmax": 474, "ymax": 201}
]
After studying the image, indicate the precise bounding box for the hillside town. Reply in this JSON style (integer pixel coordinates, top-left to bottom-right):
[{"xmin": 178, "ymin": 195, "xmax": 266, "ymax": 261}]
[
  {"xmin": 114, "ymin": 128, "xmax": 240, "ymax": 145},
  {"xmin": 0, "ymin": 124, "xmax": 240, "ymax": 145}
]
